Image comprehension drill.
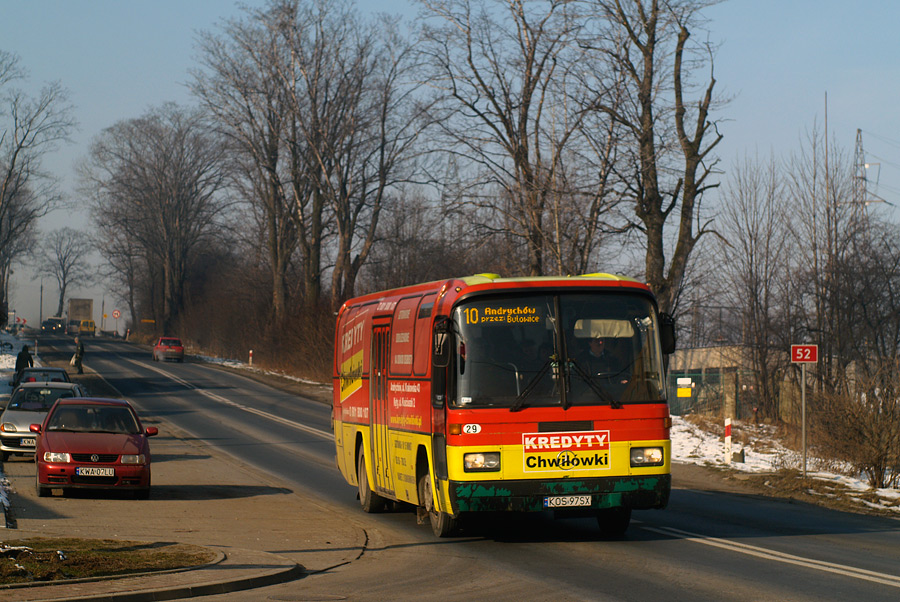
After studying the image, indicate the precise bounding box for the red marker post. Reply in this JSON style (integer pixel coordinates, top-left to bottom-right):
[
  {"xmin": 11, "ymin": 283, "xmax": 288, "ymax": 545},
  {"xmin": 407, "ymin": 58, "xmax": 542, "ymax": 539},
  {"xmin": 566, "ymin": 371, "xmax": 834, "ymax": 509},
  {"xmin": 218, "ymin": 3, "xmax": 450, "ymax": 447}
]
[{"xmin": 791, "ymin": 344, "xmax": 818, "ymax": 476}]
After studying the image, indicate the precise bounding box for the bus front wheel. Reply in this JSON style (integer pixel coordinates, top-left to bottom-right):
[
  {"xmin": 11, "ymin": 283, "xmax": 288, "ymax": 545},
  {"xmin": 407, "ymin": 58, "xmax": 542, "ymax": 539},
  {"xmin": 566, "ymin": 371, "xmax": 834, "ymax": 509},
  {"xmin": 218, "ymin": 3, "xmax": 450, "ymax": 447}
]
[
  {"xmin": 596, "ymin": 506, "xmax": 631, "ymax": 538},
  {"xmin": 357, "ymin": 452, "xmax": 386, "ymax": 513},
  {"xmin": 418, "ymin": 472, "xmax": 457, "ymax": 537}
]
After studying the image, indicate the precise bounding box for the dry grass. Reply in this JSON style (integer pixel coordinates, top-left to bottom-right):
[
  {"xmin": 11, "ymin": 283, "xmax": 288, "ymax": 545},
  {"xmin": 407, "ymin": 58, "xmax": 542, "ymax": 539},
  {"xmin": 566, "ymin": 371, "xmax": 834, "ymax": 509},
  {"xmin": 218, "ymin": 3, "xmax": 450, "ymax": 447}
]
[{"xmin": 0, "ymin": 538, "xmax": 217, "ymax": 585}]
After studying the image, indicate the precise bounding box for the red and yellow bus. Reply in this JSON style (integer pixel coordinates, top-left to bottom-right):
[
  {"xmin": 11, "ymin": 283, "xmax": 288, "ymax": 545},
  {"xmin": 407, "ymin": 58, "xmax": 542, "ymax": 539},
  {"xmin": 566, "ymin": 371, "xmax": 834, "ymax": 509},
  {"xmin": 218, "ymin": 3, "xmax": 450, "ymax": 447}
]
[{"xmin": 333, "ymin": 273, "xmax": 675, "ymax": 537}]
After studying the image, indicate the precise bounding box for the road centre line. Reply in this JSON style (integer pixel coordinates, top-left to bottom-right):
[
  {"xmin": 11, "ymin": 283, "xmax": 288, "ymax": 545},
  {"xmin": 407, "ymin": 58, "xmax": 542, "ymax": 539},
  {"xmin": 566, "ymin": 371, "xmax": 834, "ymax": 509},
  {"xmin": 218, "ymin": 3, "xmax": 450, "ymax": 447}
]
[
  {"xmin": 124, "ymin": 357, "xmax": 334, "ymax": 442},
  {"xmin": 640, "ymin": 523, "xmax": 900, "ymax": 588}
]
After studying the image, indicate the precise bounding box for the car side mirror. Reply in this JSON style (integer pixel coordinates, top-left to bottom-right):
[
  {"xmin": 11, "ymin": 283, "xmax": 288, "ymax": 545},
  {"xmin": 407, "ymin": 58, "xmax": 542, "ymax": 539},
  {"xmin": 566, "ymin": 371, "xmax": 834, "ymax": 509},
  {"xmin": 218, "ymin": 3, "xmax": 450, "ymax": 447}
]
[
  {"xmin": 145, "ymin": 426, "xmax": 159, "ymax": 437},
  {"xmin": 29, "ymin": 423, "xmax": 42, "ymax": 434}
]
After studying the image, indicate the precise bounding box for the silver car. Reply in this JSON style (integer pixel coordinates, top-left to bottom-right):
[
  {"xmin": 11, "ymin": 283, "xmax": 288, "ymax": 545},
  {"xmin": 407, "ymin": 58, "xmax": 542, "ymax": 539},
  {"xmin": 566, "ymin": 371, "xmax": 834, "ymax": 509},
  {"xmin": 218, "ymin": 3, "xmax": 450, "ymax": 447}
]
[{"xmin": 0, "ymin": 381, "xmax": 88, "ymax": 461}]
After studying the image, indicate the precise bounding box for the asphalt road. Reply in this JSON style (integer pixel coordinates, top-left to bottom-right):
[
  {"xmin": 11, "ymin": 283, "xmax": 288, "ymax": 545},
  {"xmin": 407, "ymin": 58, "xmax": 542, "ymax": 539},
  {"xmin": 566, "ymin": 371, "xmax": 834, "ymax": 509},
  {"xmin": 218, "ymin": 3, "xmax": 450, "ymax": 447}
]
[{"xmin": 8, "ymin": 335, "xmax": 900, "ymax": 601}]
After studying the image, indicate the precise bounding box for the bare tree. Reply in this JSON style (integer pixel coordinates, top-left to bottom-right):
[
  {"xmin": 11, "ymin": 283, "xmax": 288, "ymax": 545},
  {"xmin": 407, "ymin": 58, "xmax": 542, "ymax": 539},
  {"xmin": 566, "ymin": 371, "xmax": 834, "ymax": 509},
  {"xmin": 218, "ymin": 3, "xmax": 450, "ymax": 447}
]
[
  {"xmin": 192, "ymin": 2, "xmax": 300, "ymax": 324},
  {"xmin": 93, "ymin": 223, "xmax": 141, "ymax": 328},
  {"xmin": 815, "ymin": 365, "xmax": 900, "ymax": 489},
  {"xmin": 34, "ymin": 227, "xmax": 92, "ymax": 317},
  {"xmin": 835, "ymin": 219, "xmax": 900, "ymax": 368},
  {"xmin": 82, "ymin": 104, "xmax": 228, "ymax": 333},
  {"xmin": 784, "ymin": 125, "xmax": 855, "ymax": 386},
  {"xmin": 418, "ymin": 0, "xmax": 597, "ymax": 276},
  {"xmin": 0, "ymin": 50, "xmax": 75, "ymax": 325},
  {"xmin": 716, "ymin": 156, "xmax": 793, "ymax": 420},
  {"xmin": 585, "ymin": 0, "xmax": 723, "ymax": 313},
  {"xmin": 276, "ymin": 0, "xmax": 425, "ymax": 307}
]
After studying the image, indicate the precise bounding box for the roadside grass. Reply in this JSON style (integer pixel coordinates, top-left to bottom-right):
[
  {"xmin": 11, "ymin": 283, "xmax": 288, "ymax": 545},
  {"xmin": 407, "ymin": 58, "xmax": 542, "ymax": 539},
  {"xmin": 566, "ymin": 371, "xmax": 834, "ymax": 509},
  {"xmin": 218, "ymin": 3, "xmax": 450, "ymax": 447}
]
[
  {"xmin": 740, "ymin": 470, "xmax": 900, "ymax": 516},
  {"xmin": 0, "ymin": 538, "xmax": 217, "ymax": 585}
]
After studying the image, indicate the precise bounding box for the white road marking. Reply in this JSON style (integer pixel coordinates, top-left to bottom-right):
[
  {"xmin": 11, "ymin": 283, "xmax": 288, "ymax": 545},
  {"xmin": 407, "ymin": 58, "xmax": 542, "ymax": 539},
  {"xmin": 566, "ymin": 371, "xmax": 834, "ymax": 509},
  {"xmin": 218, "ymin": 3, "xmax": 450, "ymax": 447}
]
[
  {"xmin": 641, "ymin": 523, "xmax": 900, "ymax": 588},
  {"xmin": 124, "ymin": 357, "xmax": 334, "ymax": 442}
]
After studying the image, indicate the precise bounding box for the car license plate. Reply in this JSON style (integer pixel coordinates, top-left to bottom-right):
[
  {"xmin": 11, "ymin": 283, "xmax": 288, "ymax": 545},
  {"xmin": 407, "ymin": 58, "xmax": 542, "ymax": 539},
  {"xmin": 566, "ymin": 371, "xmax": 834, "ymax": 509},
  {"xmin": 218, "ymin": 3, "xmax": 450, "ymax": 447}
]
[
  {"xmin": 19, "ymin": 438, "xmax": 36, "ymax": 447},
  {"xmin": 76, "ymin": 466, "xmax": 115, "ymax": 477},
  {"xmin": 543, "ymin": 495, "xmax": 591, "ymax": 508}
]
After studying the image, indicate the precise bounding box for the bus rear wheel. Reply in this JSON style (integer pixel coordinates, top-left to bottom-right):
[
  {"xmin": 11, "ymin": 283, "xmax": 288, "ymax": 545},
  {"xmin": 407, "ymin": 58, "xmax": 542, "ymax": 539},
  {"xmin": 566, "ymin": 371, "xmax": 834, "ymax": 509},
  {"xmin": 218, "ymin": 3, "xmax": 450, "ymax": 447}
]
[
  {"xmin": 418, "ymin": 472, "xmax": 457, "ymax": 537},
  {"xmin": 357, "ymin": 452, "xmax": 386, "ymax": 513},
  {"xmin": 596, "ymin": 506, "xmax": 631, "ymax": 538}
]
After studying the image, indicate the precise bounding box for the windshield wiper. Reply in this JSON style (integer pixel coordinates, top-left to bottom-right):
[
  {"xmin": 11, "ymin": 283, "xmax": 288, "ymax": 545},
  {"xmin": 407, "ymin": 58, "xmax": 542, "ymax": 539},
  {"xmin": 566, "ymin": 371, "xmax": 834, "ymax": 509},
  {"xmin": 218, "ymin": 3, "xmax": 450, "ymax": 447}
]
[
  {"xmin": 567, "ymin": 359, "xmax": 621, "ymax": 409},
  {"xmin": 510, "ymin": 359, "xmax": 553, "ymax": 412}
]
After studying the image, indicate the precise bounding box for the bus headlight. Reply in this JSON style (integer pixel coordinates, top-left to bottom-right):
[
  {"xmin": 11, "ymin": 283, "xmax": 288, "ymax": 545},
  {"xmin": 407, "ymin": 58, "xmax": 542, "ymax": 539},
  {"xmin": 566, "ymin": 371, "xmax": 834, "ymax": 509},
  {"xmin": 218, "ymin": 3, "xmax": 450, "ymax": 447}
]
[
  {"xmin": 630, "ymin": 447, "xmax": 664, "ymax": 467},
  {"xmin": 464, "ymin": 452, "xmax": 500, "ymax": 472}
]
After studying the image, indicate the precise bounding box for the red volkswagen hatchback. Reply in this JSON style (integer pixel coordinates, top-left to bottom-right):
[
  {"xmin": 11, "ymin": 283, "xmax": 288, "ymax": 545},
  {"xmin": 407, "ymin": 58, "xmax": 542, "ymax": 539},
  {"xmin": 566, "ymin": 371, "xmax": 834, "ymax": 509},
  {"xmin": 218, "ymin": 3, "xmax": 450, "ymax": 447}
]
[
  {"xmin": 30, "ymin": 398, "xmax": 158, "ymax": 499},
  {"xmin": 152, "ymin": 337, "xmax": 184, "ymax": 362}
]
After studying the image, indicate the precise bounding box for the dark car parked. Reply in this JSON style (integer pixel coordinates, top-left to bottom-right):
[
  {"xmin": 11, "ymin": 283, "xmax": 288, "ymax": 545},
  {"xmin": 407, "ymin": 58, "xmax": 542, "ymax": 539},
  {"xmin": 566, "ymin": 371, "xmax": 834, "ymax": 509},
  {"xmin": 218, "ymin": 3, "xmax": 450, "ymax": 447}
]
[
  {"xmin": 0, "ymin": 381, "xmax": 88, "ymax": 460},
  {"xmin": 10, "ymin": 366, "xmax": 71, "ymax": 388}
]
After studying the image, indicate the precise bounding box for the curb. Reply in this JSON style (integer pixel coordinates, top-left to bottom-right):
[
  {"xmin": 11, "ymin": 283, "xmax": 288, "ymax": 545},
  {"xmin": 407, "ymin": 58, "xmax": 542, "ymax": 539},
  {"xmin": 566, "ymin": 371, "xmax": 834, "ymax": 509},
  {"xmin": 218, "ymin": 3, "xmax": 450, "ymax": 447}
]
[{"xmin": 3, "ymin": 547, "xmax": 305, "ymax": 602}]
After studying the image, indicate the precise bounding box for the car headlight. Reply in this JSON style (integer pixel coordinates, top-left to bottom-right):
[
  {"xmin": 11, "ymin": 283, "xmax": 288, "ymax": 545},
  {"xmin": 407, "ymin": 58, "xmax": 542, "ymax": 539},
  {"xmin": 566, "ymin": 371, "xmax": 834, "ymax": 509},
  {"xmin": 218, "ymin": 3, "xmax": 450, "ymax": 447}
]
[
  {"xmin": 630, "ymin": 447, "xmax": 664, "ymax": 467},
  {"xmin": 121, "ymin": 454, "xmax": 146, "ymax": 465},
  {"xmin": 464, "ymin": 452, "xmax": 500, "ymax": 472},
  {"xmin": 0, "ymin": 423, "xmax": 16, "ymax": 432},
  {"xmin": 43, "ymin": 452, "xmax": 71, "ymax": 463}
]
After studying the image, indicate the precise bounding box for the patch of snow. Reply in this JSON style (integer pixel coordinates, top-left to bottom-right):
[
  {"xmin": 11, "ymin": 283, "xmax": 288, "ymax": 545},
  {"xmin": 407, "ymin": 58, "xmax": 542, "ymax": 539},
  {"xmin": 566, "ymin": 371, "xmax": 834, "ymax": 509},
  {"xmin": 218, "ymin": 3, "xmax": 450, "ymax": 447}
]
[{"xmin": 671, "ymin": 415, "xmax": 899, "ymax": 514}]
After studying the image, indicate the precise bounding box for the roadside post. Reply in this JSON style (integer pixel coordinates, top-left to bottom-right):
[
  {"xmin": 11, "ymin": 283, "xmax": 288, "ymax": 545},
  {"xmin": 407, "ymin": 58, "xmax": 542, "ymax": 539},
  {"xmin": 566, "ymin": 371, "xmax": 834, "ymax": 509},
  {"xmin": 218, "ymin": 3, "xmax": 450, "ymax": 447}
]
[
  {"xmin": 249, "ymin": 349, "xmax": 253, "ymax": 366},
  {"xmin": 724, "ymin": 418, "xmax": 732, "ymax": 464},
  {"xmin": 791, "ymin": 344, "xmax": 818, "ymax": 476}
]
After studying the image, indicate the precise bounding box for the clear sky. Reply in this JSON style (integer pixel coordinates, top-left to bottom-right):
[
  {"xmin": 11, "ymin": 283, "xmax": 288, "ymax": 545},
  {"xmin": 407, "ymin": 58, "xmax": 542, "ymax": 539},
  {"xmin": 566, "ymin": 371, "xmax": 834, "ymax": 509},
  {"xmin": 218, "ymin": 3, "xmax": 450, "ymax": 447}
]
[{"xmin": 2, "ymin": 0, "xmax": 899, "ymax": 330}]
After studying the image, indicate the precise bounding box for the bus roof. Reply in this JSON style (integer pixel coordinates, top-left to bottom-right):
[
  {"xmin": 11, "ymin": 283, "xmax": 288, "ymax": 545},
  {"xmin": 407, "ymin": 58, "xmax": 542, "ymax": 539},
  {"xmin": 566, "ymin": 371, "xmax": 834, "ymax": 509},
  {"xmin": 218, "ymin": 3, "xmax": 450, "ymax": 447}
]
[{"xmin": 339, "ymin": 273, "xmax": 652, "ymax": 317}]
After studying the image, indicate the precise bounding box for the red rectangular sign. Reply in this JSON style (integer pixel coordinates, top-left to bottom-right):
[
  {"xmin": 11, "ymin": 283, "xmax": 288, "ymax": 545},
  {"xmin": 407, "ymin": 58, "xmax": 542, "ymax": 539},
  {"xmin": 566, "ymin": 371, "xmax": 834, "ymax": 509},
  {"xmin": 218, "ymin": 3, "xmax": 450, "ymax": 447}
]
[{"xmin": 791, "ymin": 344, "xmax": 818, "ymax": 363}]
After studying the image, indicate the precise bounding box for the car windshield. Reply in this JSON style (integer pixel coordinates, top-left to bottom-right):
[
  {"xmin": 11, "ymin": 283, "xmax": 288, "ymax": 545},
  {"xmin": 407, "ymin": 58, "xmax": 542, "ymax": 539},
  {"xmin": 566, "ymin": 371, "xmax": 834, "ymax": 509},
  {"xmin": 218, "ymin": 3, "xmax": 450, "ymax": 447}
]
[
  {"xmin": 47, "ymin": 405, "xmax": 140, "ymax": 434},
  {"xmin": 160, "ymin": 338, "xmax": 181, "ymax": 346},
  {"xmin": 450, "ymin": 292, "xmax": 667, "ymax": 409},
  {"xmin": 8, "ymin": 388, "xmax": 75, "ymax": 411}
]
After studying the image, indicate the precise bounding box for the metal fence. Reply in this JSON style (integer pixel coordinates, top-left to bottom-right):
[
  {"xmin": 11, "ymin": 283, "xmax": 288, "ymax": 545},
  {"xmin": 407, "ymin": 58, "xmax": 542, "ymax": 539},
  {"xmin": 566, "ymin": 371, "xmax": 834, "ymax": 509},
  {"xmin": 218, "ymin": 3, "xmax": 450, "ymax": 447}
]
[{"xmin": 667, "ymin": 369, "xmax": 759, "ymax": 419}]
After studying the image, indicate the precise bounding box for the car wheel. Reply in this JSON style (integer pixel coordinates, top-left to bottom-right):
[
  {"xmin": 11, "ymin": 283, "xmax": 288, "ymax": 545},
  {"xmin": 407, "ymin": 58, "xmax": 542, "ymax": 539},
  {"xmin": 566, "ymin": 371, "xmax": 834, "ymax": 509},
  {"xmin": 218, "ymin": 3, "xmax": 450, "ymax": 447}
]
[
  {"xmin": 0, "ymin": 451, "xmax": 8, "ymax": 462},
  {"xmin": 418, "ymin": 470, "xmax": 457, "ymax": 537},
  {"xmin": 135, "ymin": 487, "xmax": 150, "ymax": 500},
  {"xmin": 36, "ymin": 473, "xmax": 50, "ymax": 498},
  {"xmin": 357, "ymin": 451, "xmax": 386, "ymax": 513}
]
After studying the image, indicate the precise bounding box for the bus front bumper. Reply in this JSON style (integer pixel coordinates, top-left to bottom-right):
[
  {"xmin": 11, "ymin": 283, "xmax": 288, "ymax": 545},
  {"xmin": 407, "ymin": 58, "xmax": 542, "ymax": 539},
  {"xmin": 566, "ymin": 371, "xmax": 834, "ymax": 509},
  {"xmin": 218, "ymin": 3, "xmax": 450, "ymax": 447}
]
[{"xmin": 448, "ymin": 474, "xmax": 671, "ymax": 513}]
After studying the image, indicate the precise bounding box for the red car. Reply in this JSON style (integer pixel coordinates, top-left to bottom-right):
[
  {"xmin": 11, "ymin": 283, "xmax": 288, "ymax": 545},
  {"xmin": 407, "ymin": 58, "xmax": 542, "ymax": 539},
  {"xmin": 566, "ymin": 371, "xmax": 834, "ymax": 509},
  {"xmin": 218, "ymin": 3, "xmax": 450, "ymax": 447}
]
[
  {"xmin": 152, "ymin": 337, "xmax": 184, "ymax": 362},
  {"xmin": 30, "ymin": 398, "xmax": 158, "ymax": 499}
]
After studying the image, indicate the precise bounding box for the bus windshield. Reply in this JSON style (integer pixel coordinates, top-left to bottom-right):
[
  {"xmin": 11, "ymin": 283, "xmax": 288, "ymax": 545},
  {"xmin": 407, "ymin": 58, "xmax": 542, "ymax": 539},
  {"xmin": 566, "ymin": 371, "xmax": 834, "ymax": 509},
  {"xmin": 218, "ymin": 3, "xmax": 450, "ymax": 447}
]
[{"xmin": 451, "ymin": 293, "xmax": 667, "ymax": 409}]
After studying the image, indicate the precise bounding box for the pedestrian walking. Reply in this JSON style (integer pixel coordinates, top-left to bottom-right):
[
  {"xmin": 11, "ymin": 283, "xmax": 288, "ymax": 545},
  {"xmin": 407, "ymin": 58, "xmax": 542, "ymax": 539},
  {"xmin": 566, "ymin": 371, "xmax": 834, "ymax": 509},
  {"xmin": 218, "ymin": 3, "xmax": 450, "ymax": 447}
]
[
  {"xmin": 74, "ymin": 336, "xmax": 85, "ymax": 374},
  {"xmin": 13, "ymin": 345, "xmax": 34, "ymax": 386}
]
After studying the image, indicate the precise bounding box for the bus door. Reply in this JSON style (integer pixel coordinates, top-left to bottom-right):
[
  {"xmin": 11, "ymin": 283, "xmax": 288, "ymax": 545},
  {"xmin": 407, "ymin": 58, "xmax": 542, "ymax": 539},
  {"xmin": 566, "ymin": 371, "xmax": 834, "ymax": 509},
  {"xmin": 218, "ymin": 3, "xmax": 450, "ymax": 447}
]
[{"xmin": 370, "ymin": 324, "xmax": 394, "ymax": 496}]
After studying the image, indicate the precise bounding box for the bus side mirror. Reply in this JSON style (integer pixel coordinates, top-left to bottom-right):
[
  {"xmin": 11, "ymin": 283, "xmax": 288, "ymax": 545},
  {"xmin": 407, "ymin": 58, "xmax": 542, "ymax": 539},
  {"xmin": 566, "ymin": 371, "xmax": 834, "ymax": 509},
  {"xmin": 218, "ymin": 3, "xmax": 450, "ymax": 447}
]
[
  {"xmin": 659, "ymin": 312, "xmax": 676, "ymax": 355},
  {"xmin": 433, "ymin": 319, "xmax": 450, "ymax": 368}
]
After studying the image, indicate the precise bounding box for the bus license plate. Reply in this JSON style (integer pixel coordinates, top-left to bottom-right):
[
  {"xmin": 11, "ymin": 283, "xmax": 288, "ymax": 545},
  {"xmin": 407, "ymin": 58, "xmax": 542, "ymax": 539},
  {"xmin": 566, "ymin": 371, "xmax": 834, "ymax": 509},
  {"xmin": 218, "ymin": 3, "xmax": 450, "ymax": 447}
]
[
  {"xmin": 76, "ymin": 467, "xmax": 115, "ymax": 477},
  {"xmin": 19, "ymin": 438, "xmax": 36, "ymax": 447},
  {"xmin": 544, "ymin": 495, "xmax": 591, "ymax": 508}
]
